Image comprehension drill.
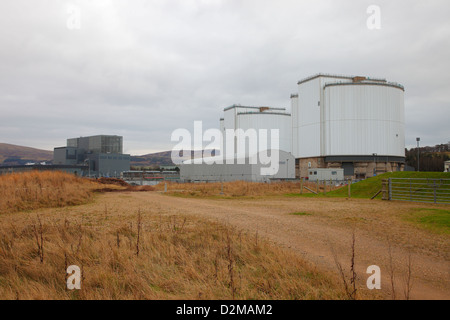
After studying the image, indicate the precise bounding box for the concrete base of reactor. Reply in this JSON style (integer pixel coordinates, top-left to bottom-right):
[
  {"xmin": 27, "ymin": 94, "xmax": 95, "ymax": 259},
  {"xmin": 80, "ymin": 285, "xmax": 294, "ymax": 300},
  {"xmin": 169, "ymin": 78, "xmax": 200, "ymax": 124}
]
[{"xmin": 296, "ymin": 156, "xmax": 406, "ymax": 180}]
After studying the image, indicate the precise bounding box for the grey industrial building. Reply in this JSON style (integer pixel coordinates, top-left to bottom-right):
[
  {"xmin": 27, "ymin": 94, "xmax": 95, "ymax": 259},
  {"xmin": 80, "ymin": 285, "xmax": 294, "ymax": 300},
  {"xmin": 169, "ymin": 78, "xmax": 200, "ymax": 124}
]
[
  {"xmin": 180, "ymin": 150, "xmax": 295, "ymax": 183},
  {"xmin": 54, "ymin": 135, "xmax": 130, "ymax": 177}
]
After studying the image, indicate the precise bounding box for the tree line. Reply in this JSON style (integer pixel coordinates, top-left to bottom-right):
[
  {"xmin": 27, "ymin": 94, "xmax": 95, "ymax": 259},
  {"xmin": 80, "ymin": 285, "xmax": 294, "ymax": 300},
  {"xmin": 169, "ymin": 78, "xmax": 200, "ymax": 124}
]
[{"xmin": 405, "ymin": 143, "xmax": 449, "ymax": 172}]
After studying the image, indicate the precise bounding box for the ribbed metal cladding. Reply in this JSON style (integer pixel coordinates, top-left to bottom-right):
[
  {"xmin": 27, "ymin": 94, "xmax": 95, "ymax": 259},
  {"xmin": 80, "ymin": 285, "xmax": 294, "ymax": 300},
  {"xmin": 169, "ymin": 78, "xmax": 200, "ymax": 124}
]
[
  {"xmin": 323, "ymin": 84, "xmax": 405, "ymax": 157},
  {"xmin": 292, "ymin": 75, "xmax": 405, "ymax": 159},
  {"xmin": 222, "ymin": 105, "xmax": 292, "ymax": 156}
]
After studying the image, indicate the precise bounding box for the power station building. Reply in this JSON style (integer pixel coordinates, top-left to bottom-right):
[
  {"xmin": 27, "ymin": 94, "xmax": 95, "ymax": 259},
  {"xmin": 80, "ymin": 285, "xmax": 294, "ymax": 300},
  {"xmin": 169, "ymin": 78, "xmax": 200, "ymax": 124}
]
[
  {"xmin": 180, "ymin": 74, "xmax": 406, "ymax": 182},
  {"xmin": 181, "ymin": 105, "xmax": 295, "ymax": 182},
  {"xmin": 220, "ymin": 105, "xmax": 292, "ymax": 155},
  {"xmin": 291, "ymin": 74, "xmax": 405, "ymax": 179},
  {"xmin": 54, "ymin": 135, "xmax": 130, "ymax": 177}
]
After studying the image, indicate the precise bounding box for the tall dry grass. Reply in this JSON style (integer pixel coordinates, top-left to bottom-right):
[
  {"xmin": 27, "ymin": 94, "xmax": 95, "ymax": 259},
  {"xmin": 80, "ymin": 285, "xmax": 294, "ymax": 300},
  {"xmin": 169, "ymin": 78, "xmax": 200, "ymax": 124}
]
[
  {"xmin": 155, "ymin": 180, "xmax": 336, "ymax": 198},
  {"xmin": 0, "ymin": 206, "xmax": 346, "ymax": 300},
  {"xmin": 0, "ymin": 172, "xmax": 351, "ymax": 300},
  {"xmin": 0, "ymin": 171, "xmax": 98, "ymax": 214}
]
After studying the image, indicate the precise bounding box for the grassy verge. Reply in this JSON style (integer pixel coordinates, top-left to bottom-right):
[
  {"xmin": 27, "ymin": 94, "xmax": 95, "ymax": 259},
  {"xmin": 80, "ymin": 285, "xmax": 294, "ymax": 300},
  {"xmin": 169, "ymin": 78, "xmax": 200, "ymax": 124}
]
[{"xmin": 402, "ymin": 208, "xmax": 450, "ymax": 235}]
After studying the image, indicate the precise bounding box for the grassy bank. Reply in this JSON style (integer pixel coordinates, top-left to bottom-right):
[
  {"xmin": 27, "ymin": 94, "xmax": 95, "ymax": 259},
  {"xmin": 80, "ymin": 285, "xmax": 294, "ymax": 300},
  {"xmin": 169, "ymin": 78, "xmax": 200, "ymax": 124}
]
[{"xmin": 323, "ymin": 172, "xmax": 450, "ymax": 199}]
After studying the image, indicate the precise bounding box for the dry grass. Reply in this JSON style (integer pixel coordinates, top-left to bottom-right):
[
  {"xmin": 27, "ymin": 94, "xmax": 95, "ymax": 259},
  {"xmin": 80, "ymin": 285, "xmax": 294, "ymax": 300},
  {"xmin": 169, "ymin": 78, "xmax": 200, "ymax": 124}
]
[
  {"xmin": 0, "ymin": 206, "xmax": 346, "ymax": 300},
  {"xmin": 154, "ymin": 180, "xmax": 337, "ymax": 198},
  {"xmin": 0, "ymin": 172, "xmax": 104, "ymax": 214},
  {"xmin": 0, "ymin": 172, "xmax": 348, "ymax": 300}
]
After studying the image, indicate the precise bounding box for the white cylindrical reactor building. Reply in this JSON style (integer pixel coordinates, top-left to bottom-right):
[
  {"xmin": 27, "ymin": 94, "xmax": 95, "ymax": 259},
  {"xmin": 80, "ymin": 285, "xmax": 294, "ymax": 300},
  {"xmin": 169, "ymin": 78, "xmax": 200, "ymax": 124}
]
[
  {"xmin": 222, "ymin": 105, "xmax": 292, "ymax": 157},
  {"xmin": 323, "ymin": 82, "xmax": 405, "ymax": 157},
  {"xmin": 292, "ymin": 74, "xmax": 406, "ymax": 179}
]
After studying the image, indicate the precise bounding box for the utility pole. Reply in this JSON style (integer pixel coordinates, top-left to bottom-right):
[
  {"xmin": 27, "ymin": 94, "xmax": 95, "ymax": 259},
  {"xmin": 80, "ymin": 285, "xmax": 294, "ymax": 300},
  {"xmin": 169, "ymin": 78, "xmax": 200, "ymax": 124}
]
[{"xmin": 416, "ymin": 137, "xmax": 420, "ymax": 172}]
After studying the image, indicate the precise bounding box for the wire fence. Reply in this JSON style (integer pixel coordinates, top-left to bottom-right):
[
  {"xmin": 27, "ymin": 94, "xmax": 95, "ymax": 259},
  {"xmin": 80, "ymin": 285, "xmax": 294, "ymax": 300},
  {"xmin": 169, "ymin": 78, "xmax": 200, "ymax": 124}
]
[{"xmin": 383, "ymin": 178, "xmax": 450, "ymax": 204}]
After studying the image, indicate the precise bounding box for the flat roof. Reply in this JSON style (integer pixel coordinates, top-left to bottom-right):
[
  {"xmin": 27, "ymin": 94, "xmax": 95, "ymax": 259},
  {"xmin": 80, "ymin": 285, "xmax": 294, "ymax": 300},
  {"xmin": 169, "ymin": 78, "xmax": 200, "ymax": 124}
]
[
  {"xmin": 68, "ymin": 135, "xmax": 123, "ymax": 139},
  {"xmin": 297, "ymin": 73, "xmax": 387, "ymax": 85},
  {"xmin": 324, "ymin": 81, "xmax": 405, "ymax": 91},
  {"xmin": 237, "ymin": 112, "xmax": 291, "ymax": 117},
  {"xmin": 223, "ymin": 104, "xmax": 286, "ymax": 112}
]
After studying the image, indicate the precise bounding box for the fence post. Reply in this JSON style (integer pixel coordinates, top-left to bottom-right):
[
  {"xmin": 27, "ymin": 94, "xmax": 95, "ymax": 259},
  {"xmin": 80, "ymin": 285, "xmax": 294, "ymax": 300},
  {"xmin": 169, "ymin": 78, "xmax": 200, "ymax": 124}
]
[
  {"xmin": 409, "ymin": 179, "xmax": 412, "ymax": 201},
  {"xmin": 323, "ymin": 180, "xmax": 327, "ymax": 195},
  {"xmin": 348, "ymin": 179, "xmax": 351, "ymax": 198},
  {"xmin": 434, "ymin": 181, "xmax": 437, "ymax": 204},
  {"xmin": 388, "ymin": 178, "xmax": 392, "ymax": 200},
  {"xmin": 300, "ymin": 178, "xmax": 303, "ymax": 195},
  {"xmin": 164, "ymin": 182, "xmax": 167, "ymax": 193}
]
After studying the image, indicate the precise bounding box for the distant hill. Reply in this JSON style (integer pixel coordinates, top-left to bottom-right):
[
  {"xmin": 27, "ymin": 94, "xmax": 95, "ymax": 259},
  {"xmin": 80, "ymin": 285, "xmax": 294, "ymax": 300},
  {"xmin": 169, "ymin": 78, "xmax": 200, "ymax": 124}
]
[
  {"xmin": 0, "ymin": 143, "xmax": 53, "ymax": 166},
  {"xmin": 131, "ymin": 151, "xmax": 175, "ymax": 167}
]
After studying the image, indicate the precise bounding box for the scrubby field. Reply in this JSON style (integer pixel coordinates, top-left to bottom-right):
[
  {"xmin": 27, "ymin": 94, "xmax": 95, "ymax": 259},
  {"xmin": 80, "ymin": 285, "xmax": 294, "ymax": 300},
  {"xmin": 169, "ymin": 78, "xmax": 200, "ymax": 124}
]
[
  {"xmin": 0, "ymin": 172, "xmax": 347, "ymax": 300},
  {"xmin": 0, "ymin": 172, "xmax": 448, "ymax": 300}
]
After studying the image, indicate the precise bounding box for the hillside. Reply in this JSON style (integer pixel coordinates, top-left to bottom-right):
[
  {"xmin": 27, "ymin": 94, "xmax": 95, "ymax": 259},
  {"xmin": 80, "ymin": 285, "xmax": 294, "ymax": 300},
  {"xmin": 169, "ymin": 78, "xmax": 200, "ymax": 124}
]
[
  {"xmin": 131, "ymin": 151, "xmax": 175, "ymax": 167},
  {"xmin": 0, "ymin": 143, "xmax": 53, "ymax": 166}
]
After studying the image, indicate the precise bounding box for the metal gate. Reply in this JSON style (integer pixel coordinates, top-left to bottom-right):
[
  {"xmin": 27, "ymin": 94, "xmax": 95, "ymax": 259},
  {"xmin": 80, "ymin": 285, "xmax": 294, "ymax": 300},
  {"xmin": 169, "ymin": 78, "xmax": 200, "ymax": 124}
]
[{"xmin": 383, "ymin": 178, "xmax": 450, "ymax": 204}]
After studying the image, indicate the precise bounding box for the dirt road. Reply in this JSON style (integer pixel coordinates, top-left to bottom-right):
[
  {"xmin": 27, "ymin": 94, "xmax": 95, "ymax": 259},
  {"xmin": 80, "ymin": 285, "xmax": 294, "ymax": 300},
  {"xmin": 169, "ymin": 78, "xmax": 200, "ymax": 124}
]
[{"xmin": 127, "ymin": 192, "xmax": 449, "ymax": 300}]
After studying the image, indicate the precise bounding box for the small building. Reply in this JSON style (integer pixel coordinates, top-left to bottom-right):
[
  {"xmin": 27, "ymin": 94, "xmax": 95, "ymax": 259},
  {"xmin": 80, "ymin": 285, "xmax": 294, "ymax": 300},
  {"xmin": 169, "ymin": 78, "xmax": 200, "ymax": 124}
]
[
  {"xmin": 445, "ymin": 161, "xmax": 450, "ymax": 173},
  {"xmin": 308, "ymin": 168, "xmax": 344, "ymax": 182}
]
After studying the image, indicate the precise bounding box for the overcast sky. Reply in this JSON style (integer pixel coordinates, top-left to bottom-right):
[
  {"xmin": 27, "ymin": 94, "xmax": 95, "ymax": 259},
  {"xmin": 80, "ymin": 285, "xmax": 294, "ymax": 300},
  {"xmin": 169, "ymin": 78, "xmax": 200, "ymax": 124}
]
[{"xmin": 0, "ymin": 0, "xmax": 449, "ymax": 155}]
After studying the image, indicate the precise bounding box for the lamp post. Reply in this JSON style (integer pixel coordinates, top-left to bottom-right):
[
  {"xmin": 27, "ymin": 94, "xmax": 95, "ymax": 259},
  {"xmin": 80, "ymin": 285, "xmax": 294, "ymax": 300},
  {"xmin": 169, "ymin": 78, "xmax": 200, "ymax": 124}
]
[{"xmin": 416, "ymin": 137, "xmax": 420, "ymax": 172}]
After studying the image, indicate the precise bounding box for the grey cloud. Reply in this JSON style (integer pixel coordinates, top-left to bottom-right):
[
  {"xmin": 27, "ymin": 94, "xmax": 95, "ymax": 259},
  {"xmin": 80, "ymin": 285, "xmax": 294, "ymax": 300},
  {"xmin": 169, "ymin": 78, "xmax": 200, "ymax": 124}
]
[{"xmin": 0, "ymin": 0, "xmax": 449, "ymax": 154}]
